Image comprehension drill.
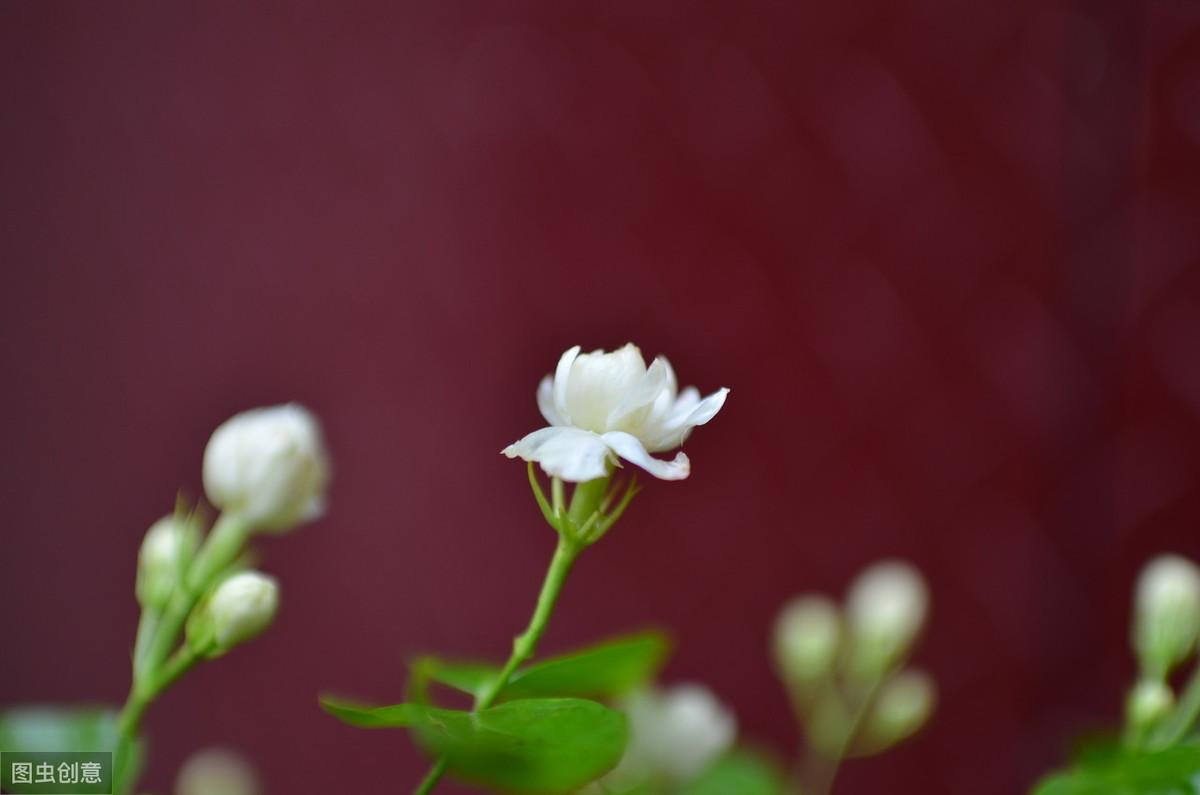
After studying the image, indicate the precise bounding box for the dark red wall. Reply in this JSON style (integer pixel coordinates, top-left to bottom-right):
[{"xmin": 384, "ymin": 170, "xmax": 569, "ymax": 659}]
[{"xmin": 3, "ymin": 3, "xmax": 1200, "ymax": 793}]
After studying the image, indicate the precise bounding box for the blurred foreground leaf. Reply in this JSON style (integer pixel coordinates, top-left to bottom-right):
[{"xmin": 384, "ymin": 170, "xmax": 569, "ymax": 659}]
[
  {"xmin": 322, "ymin": 695, "xmax": 627, "ymax": 793},
  {"xmin": 679, "ymin": 750, "xmax": 785, "ymax": 795},
  {"xmin": 0, "ymin": 705, "xmax": 144, "ymax": 794},
  {"xmin": 1033, "ymin": 743, "xmax": 1200, "ymax": 795}
]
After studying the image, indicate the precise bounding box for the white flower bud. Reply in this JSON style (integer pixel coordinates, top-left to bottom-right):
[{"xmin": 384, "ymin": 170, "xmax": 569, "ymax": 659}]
[
  {"xmin": 773, "ymin": 595, "xmax": 840, "ymax": 683},
  {"xmin": 846, "ymin": 560, "xmax": 929, "ymax": 677},
  {"xmin": 863, "ymin": 669, "xmax": 936, "ymax": 749},
  {"xmin": 1134, "ymin": 555, "xmax": 1200, "ymax": 679},
  {"xmin": 1126, "ymin": 679, "xmax": 1174, "ymax": 734},
  {"xmin": 136, "ymin": 515, "xmax": 197, "ymax": 608},
  {"xmin": 615, "ymin": 684, "xmax": 737, "ymax": 783},
  {"xmin": 199, "ymin": 571, "xmax": 279, "ymax": 652},
  {"xmin": 203, "ymin": 404, "xmax": 330, "ymax": 533},
  {"xmin": 176, "ymin": 748, "xmax": 260, "ymax": 795}
]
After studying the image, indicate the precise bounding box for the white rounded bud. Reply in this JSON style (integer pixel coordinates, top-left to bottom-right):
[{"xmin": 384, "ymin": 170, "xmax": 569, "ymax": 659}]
[
  {"xmin": 617, "ymin": 684, "xmax": 737, "ymax": 782},
  {"xmin": 1126, "ymin": 679, "xmax": 1174, "ymax": 734},
  {"xmin": 203, "ymin": 404, "xmax": 330, "ymax": 533},
  {"xmin": 774, "ymin": 595, "xmax": 840, "ymax": 683},
  {"xmin": 136, "ymin": 515, "xmax": 196, "ymax": 608},
  {"xmin": 846, "ymin": 560, "xmax": 929, "ymax": 676},
  {"xmin": 864, "ymin": 669, "xmax": 936, "ymax": 749},
  {"xmin": 176, "ymin": 748, "xmax": 261, "ymax": 795},
  {"xmin": 1134, "ymin": 555, "xmax": 1200, "ymax": 679},
  {"xmin": 206, "ymin": 571, "xmax": 279, "ymax": 650}
]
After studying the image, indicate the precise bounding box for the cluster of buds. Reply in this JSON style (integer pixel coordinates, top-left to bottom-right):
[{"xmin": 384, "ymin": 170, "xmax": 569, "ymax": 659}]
[
  {"xmin": 131, "ymin": 404, "xmax": 328, "ymax": 678},
  {"xmin": 772, "ymin": 560, "xmax": 935, "ymax": 760},
  {"xmin": 1125, "ymin": 555, "xmax": 1200, "ymax": 742}
]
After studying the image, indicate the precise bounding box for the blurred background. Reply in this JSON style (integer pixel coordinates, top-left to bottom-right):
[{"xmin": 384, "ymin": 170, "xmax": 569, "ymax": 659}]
[{"xmin": 2, "ymin": 2, "xmax": 1200, "ymax": 793}]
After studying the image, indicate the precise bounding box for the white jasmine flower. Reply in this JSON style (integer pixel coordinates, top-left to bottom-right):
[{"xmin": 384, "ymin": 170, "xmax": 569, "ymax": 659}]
[
  {"xmin": 203, "ymin": 404, "xmax": 330, "ymax": 532},
  {"xmin": 207, "ymin": 571, "xmax": 280, "ymax": 649},
  {"xmin": 1126, "ymin": 679, "xmax": 1173, "ymax": 732},
  {"xmin": 502, "ymin": 344, "xmax": 729, "ymax": 482},
  {"xmin": 176, "ymin": 748, "xmax": 261, "ymax": 795},
  {"xmin": 1134, "ymin": 555, "xmax": 1200, "ymax": 679},
  {"xmin": 614, "ymin": 683, "xmax": 737, "ymax": 783},
  {"xmin": 846, "ymin": 560, "xmax": 929, "ymax": 676}
]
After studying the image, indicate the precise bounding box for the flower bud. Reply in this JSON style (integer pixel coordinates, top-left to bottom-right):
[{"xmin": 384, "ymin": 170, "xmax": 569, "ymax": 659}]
[
  {"xmin": 773, "ymin": 595, "xmax": 840, "ymax": 684},
  {"xmin": 863, "ymin": 669, "xmax": 936, "ymax": 750},
  {"xmin": 176, "ymin": 748, "xmax": 261, "ymax": 795},
  {"xmin": 1126, "ymin": 679, "xmax": 1173, "ymax": 734},
  {"xmin": 136, "ymin": 514, "xmax": 198, "ymax": 609},
  {"xmin": 616, "ymin": 684, "xmax": 737, "ymax": 783},
  {"xmin": 845, "ymin": 560, "xmax": 929, "ymax": 677},
  {"xmin": 1134, "ymin": 555, "xmax": 1200, "ymax": 679},
  {"xmin": 188, "ymin": 571, "xmax": 279, "ymax": 655},
  {"xmin": 202, "ymin": 404, "xmax": 330, "ymax": 533}
]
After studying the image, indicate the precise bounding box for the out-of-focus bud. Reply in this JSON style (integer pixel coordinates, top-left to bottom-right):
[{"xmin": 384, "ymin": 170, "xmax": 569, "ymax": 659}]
[
  {"xmin": 176, "ymin": 748, "xmax": 261, "ymax": 795},
  {"xmin": 1126, "ymin": 679, "xmax": 1174, "ymax": 735},
  {"xmin": 615, "ymin": 684, "xmax": 737, "ymax": 783},
  {"xmin": 773, "ymin": 595, "xmax": 840, "ymax": 684},
  {"xmin": 1134, "ymin": 555, "xmax": 1200, "ymax": 680},
  {"xmin": 188, "ymin": 571, "xmax": 279, "ymax": 656},
  {"xmin": 136, "ymin": 514, "xmax": 199, "ymax": 609},
  {"xmin": 845, "ymin": 560, "xmax": 929, "ymax": 677},
  {"xmin": 202, "ymin": 404, "xmax": 330, "ymax": 533},
  {"xmin": 862, "ymin": 669, "xmax": 936, "ymax": 751}
]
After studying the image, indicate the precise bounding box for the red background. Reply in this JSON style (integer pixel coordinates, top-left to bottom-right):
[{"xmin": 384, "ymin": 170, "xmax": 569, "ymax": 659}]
[{"xmin": 3, "ymin": 3, "xmax": 1200, "ymax": 793}]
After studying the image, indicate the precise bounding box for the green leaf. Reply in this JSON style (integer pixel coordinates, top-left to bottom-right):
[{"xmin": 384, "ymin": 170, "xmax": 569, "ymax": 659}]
[
  {"xmin": 322, "ymin": 695, "xmax": 628, "ymax": 793},
  {"xmin": 679, "ymin": 751, "xmax": 785, "ymax": 795},
  {"xmin": 1033, "ymin": 743, "xmax": 1200, "ymax": 795},
  {"xmin": 418, "ymin": 697, "xmax": 627, "ymax": 793},
  {"xmin": 422, "ymin": 631, "xmax": 670, "ymax": 703},
  {"xmin": 319, "ymin": 696, "xmax": 423, "ymax": 729},
  {"xmin": 0, "ymin": 706, "xmax": 144, "ymax": 795}
]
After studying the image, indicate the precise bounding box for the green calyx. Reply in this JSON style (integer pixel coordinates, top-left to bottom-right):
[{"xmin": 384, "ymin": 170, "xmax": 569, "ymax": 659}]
[{"xmin": 526, "ymin": 463, "xmax": 640, "ymax": 546}]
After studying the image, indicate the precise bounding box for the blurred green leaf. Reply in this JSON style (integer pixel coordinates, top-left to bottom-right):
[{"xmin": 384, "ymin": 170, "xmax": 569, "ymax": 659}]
[
  {"xmin": 422, "ymin": 631, "xmax": 670, "ymax": 703},
  {"xmin": 319, "ymin": 697, "xmax": 423, "ymax": 728},
  {"xmin": 418, "ymin": 697, "xmax": 627, "ymax": 793},
  {"xmin": 0, "ymin": 705, "xmax": 144, "ymax": 794},
  {"xmin": 679, "ymin": 751, "xmax": 785, "ymax": 795},
  {"xmin": 1033, "ymin": 743, "xmax": 1200, "ymax": 795},
  {"xmin": 323, "ymin": 695, "xmax": 626, "ymax": 793}
]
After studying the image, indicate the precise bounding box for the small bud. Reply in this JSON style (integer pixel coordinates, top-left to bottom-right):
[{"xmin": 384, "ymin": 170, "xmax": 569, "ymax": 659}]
[
  {"xmin": 1126, "ymin": 679, "xmax": 1173, "ymax": 734},
  {"xmin": 176, "ymin": 748, "xmax": 261, "ymax": 795},
  {"xmin": 1134, "ymin": 555, "xmax": 1200, "ymax": 679},
  {"xmin": 773, "ymin": 595, "xmax": 840, "ymax": 683},
  {"xmin": 188, "ymin": 571, "xmax": 279, "ymax": 655},
  {"xmin": 202, "ymin": 404, "xmax": 330, "ymax": 533},
  {"xmin": 845, "ymin": 560, "xmax": 929, "ymax": 677},
  {"xmin": 136, "ymin": 515, "xmax": 198, "ymax": 609},
  {"xmin": 863, "ymin": 669, "xmax": 936, "ymax": 750}
]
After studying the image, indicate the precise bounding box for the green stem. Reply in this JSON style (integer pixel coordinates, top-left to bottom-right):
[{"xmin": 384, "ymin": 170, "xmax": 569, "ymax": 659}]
[
  {"xmin": 114, "ymin": 645, "xmax": 204, "ymax": 792},
  {"xmin": 413, "ymin": 758, "xmax": 449, "ymax": 795},
  {"xmin": 415, "ymin": 533, "xmax": 584, "ymax": 794},
  {"xmin": 803, "ymin": 678, "xmax": 883, "ymax": 795},
  {"xmin": 1153, "ymin": 665, "xmax": 1200, "ymax": 746}
]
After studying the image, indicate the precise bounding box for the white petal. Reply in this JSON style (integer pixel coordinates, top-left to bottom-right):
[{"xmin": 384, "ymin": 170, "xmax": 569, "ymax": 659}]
[
  {"xmin": 502, "ymin": 426, "xmax": 613, "ymax": 482},
  {"xmin": 537, "ymin": 376, "xmax": 565, "ymax": 425},
  {"xmin": 642, "ymin": 387, "xmax": 730, "ymax": 452},
  {"xmin": 602, "ymin": 431, "xmax": 691, "ymax": 480},
  {"xmin": 607, "ymin": 356, "xmax": 674, "ymax": 432},
  {"xmin": 552, "ymin": 345, "xmax": 581, "ymax": 425}
]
